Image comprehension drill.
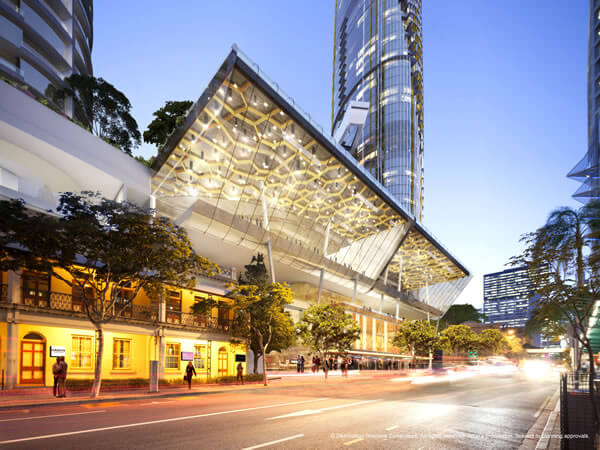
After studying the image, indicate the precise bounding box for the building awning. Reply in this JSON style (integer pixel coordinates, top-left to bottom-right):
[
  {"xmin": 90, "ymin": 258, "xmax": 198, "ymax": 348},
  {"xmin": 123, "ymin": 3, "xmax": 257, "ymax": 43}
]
[{"xmin": 151, "ymin": 46, "xmax": 470, "ymax": 317}]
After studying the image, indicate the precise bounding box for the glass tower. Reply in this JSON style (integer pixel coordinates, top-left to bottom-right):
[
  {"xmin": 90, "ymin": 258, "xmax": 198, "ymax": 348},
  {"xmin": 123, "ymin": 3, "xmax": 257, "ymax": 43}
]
[
  {"xmin": 332, "ymin": 0, "xmax": 424, "ymax": 220},
  {"xmin": 568, "ymin": 0, "xmax": 600, "ymax": 201}
]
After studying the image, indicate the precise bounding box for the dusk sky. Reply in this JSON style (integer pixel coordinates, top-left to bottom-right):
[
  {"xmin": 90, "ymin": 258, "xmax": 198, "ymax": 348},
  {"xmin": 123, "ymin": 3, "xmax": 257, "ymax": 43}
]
[{"xmin": 93, "ymin": 1, "xmax": 588, "ymax": 308}]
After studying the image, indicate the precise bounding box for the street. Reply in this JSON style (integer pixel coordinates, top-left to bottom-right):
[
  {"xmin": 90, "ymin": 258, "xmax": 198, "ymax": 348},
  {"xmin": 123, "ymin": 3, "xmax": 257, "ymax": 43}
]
[{"xmin": 0, "ymin": 372, "xmax": 556, "ymax": 449}]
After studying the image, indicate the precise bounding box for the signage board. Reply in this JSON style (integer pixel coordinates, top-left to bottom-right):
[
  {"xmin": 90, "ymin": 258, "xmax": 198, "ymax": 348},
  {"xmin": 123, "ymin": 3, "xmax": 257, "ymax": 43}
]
[
  {"xmin": 235, "ymin": 354, "xmax": 246, "ymax": 363},
  {"xmin": 50, "ymin": 346, "xmax": 66, "ymax": 357},
  {"xmin": 181, "ymin": 351, "xmax": 194, "ymax": 361}
]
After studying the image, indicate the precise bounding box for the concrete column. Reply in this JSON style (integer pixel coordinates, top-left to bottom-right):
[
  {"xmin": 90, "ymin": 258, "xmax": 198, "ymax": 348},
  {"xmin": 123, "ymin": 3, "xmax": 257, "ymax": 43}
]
[
  {"xmin": 372, "ymin": 317, "xmax": 376, "ymax": 352},
  {"xmin": 6, "ymin": 321, "xmax": 18, "ymax": 389},
  {"xmin": 379, "ymin": 294, "xmax": 383, "ymax": 313},
  {"xmin": 352, "ymin": 277, "xmax": 358, "ymax": 303},
  {"xmin": 361, "ymin": 315, "xmax": 367, "ymax": 350},
  {"xmin": 395, "ymin": 301, "xmax": 400, "ymax": 320},
  {"xmin": 317, "ymin": 268, "xmax": 324, "ymax": 304},
  {"xmin": 8, "ymin": 270, "xmax": 21, "ymax": 304},
  {"xmin": 384, "ymin": 322, "xmax": 388, "ymax": 353},
  {"xmin": 157, "ymin": 329, "xmax": 165, "ymax": 381}
]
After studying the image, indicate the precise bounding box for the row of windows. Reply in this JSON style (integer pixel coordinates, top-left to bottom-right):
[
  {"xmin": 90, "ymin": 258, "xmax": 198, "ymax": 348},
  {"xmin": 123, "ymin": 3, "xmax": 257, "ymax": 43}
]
[{"xmin": 71, "ymin": 336, "xmax": 131, "ymax": 370}]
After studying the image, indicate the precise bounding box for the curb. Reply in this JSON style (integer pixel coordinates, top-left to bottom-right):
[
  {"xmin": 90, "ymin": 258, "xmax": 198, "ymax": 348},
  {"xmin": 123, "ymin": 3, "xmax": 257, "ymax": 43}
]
[{"xmin": 519, "ymin": 389, "xmax": 560, "ymax": 450}]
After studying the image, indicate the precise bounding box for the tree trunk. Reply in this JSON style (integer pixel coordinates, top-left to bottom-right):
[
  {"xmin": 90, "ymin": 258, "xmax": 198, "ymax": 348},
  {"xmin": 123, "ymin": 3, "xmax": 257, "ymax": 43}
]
[
  {"xmin": 583, "ymin": 341, "xmax": 599, "ymax": 428},
  {"xmin": 253, "ymin": 351, "xmax": 259, "ymax": 375},
  {"xmin": 262, "ymin": 345, "xmax": 268, "ymax": 386},
  {"xmin": 323, "ymin": 353, "xmax": 328, "ymax": 381},
  {"xmin": 90, "ymin": 324, "xmax": 103, "ymax": 398}
]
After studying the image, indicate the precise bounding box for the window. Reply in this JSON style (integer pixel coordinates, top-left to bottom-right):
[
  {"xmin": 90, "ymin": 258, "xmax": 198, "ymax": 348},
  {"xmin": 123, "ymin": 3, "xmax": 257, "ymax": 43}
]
[
  {"xmin": 112, "ymin": 339, "xmax": 131, "ymax": 369},
  {"xmin": 71, "ymin": 335, "xmax": 93, "ymax": 369},
  {"xmin": 72, "ymin": 280, "xmax": 95, "ymax": 312},
  {"xmin": 194, "ymin": 344, "xmax": 206, "ymax": 369},
  {"xmin": 166, "ymin": 290, "xmax": 181, "ymax": 324},
  {"xmin": 165, "ymin": 343, "xmax": 180, "ymax": 369},
  {"xmin": 115, "ymin": 284, "xmax": 135, "ymax": 316},
  {"xmin": 22, "ymin": 271, "xmax": 50, "ymax": 306}
]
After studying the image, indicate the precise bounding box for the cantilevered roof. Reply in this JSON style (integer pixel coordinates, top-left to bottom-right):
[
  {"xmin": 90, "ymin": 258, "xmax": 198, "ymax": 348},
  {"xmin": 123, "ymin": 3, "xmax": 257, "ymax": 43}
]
[{"xmin": 151, "ymin": 46, "xmax": 470, "ymax": 316}]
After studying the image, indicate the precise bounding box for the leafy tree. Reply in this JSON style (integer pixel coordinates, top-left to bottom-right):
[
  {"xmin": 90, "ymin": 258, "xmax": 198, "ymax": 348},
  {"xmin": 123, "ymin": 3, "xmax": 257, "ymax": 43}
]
[
  {"xmin": 440, "ymin": 324, "xmax": 479, "ymax": 355},
  {"xmin": 391, "ymin": 320, "xmax": 440, "ymax": 368},
  {"xmin": 524, "ymin": 302, "xmax": 566, "ymax": 344},
  {"xmin": 193, "ymin": 254, "xmax": 294, "ymax": 385},
  {"xmin": 297, "ymin": 304, "xmax": 360, "ymax": 379},
  {"xmin": 0, "ymin": 192, "xmax": 217, "ymax": 397},
  {"xmin": 134, "ymin": 155, "xmax": 156, "ymax": 168},
  {"xmin": 476, "ymin": 329, "xmax": 508, "ymax": 356},
  {"xmin": 510, "ymin": 203, "xmax": 600, "ymax": 427},
  {"xmin": 439, "ymin": 304, "xmax": 484, "ymax": 329},
  {"xmin": 57, "ymin": 74, "xmax": 141, "ymax": 155},
  {"xmin": 143, "ymin": 100, "xmax": 193, "ymax": 149}
]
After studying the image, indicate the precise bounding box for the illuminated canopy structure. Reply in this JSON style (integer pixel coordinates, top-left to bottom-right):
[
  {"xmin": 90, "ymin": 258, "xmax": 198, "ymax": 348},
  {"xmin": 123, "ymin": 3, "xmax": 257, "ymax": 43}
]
[{"xmin": 152, "ymin": 46, "xmax": 470, "ymax": 319}]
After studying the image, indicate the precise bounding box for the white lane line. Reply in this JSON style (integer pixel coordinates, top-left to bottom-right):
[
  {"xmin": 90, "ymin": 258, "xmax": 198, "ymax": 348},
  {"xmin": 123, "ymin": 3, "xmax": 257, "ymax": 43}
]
[
  {"xmin": 0, "ymin": 398, "xmax": 327, "ymax": 445},
  {"xmin": 343, "ymin": 438, "xmax": 364, "ymax": 446},
  {"xmin": 533, "ymin": 395, "xmax": 550, "ymax": 418},
  {"xmin": 242, "ymin": 434, "xmax": 304, "ymax": 450},
  {"xmin": 0, "ymin": 410, "xmax": 107, "ymax": 423},
  {"xmin": 266, "ymin": 399, "xmax": 381, "ymax": 420},
  {"xmin": 385, "ymin": 425, "xmax": 399, "ymax": 431}
]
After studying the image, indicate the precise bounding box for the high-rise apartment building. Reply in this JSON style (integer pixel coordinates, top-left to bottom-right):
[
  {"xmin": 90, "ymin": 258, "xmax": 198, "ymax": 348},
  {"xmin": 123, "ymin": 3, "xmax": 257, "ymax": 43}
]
[
  {"xmin": 568, "ymin": 0, "xmax": 600, "ymax": 200},
  {"xmin": 332, "ymin": 0, "xmax": 424, "ymax": 220},
  {"xmin": 483, "ymin": 266, "xmax": 542, "ymax": 329},
  {"xmin": 0, "ymin": 0, "xmax": 93, "ymax": 106}
]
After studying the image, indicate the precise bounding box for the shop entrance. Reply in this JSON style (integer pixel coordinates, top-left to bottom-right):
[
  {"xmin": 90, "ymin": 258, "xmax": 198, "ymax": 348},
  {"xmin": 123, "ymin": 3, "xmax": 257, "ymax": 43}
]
[{"xmin": 20, "ymin": 332, "xmax": 46, "ymax": 385}]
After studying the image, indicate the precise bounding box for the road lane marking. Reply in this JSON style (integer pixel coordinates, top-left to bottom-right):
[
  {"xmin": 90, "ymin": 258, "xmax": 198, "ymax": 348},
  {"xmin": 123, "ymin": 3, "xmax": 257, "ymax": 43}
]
[
  {"xmin": 385, "ymin": 425, "xmax": 398, "ymax": 431},
  {"xmin": 140, "ymin": 401, "xmax": 176, "ymax": 405},
  {"xmin": 533, "ymin": 395, "xmax": 551, "ymax": 418},
  {"xmin": 0, "ymin": 410, "xmax": 106, "ymax": 422},
  {"xmin": 343, "ymin": 438, "xmax": 364, "ymax": 446},
  {"xmin": 0, "ymin": 398, "xmax": 328, "ymax": 445},
  {"xmin": 242, "ymin": 434, "xmax": 304, "ymax": 450},
  {"xmin": 81, "ymin": 402, "xmax": 122, "ymax": 408},
  {"xmin": 266, "ymin": 399, "xmax": 381, "ymax": 420}
]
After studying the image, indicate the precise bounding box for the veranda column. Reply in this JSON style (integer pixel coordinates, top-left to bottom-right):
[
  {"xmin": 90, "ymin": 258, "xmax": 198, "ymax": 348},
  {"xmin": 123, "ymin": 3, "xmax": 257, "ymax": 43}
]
[{"xmin": 6, "ymin": 270, "xmax": 21, "ymax": 389}]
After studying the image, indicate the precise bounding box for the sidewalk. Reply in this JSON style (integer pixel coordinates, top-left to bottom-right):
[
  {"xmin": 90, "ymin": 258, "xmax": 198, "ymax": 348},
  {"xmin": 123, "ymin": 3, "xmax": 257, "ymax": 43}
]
[{"xmin": 0, "ymin": 370, "xmax": 413, "ymax": 411}]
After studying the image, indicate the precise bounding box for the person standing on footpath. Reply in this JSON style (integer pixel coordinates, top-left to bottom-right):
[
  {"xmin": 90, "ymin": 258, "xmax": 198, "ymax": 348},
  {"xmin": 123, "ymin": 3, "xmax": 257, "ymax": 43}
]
[
  {"xmin": 296, "ymin": 354, "xmax": 302, "ymax": 373},
  {"xmin": 299, "ymin": 355, "xmax": 305, "ymax": 373},
  {"xmin": 185, "ymin": 361, "xmax": 196, "ymax": 389},
  {"xmin": 56, "ymin": 356, "xmax": 68, "ymax": 398},
  {"xmin": 52, "ymin": 357, "xmax": 61, "ymax": 397},
  {"xmin": 236, "ymin": 362, "xmax": 244, "ymax": 385}
]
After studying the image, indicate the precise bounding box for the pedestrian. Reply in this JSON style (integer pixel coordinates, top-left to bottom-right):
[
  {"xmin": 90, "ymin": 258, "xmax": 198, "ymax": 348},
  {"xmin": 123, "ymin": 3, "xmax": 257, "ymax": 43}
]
[
  {"xmin": 299, "ymin": 355, "xmax": 305, "ymax": 373},
  {"xmin": 341, "ymin": 358, "xmax": 348, "ymax": 377},
  {"xmin": 185, "ymin": 361, "xmax": 196, "ymax": 389},
  {"xmin": 296, "ymin": 354, "xmax": 302, "ymax": 373},
  {"xmin": 236, "ymin": 362, "xmax": 244, "ymax": 385},
  {"xmin": 315, "ymin": 356, "xmax": 320, "ymax": 372},
  {"xmin": 56, "ymin": 356, "xmax": 67, "ymax": 398},
  {"xmin": 312, "ymin": 356, "xmax": 316, "ymax": 373},
  {"xmin": 52, "ymin": 357, "xmax": 61, "ymax": 397}
]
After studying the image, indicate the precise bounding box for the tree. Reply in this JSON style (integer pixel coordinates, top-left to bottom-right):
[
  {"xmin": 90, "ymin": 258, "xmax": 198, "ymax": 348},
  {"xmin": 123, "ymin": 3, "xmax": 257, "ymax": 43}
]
[
  {"xmin": 477, "ymin": 329, "xmax": 508, "ymax": 356},
  {"xmin": 143, "ymin": 100, "xmax": 193, "ymax": 149},
  {"xmin": 510, "ymin": 203, "xmax": 600, "ymax": 427},
  {"xmin": 439, "ymin": 304, "xmax": 484, "ymax": 329},
  {"xmin": 524, "ymin": 302, "xmax": 566, "ymax": 344},
  {"xmin": 391, "ymin": 320, "xmax": 440, "ymax": 368},
  {"xmin": 193, "ymin": 254, "xmax": 294, "ymax": 385},
  {"xmin": 297, "ymin": 304, "xmax": 360, "ymax": 379},
  {"xmin": 58, "ymin": 74, "xmax": 141, "ymax": 155},
  {"xmin": 0, "ymin": 192, "xmax": 217, "ymax": 397},
  {"xmin": 440, "ymin": 324, "xmax": 479, "ymax": 355}
]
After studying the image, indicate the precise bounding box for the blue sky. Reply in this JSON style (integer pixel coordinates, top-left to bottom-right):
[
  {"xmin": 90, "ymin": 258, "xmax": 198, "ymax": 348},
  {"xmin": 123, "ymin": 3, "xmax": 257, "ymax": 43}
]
[{"xmin": 94, "ymin": 1, "xmax": 588, "ymax": 308}]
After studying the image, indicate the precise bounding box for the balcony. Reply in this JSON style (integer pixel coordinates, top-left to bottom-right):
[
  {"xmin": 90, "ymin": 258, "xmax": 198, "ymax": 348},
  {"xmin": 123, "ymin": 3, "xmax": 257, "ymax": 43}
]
[
  {"xmin": 0, "ymin": 290, "xmax": 233, "ymax": 334},
  {"xmin": 338, "ymin": 302, "xmax": 403, "ymax": 325}
]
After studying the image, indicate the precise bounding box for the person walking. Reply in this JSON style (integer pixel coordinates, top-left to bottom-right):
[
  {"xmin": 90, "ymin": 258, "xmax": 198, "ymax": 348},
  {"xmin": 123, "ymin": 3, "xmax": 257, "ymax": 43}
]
[
  {"xmin": 56, "ymin": 356, "xmax": 68, "ymax": 398},
  {"xmin": 236, "ymin": 362, "xmax": 244, "ymax": 385},
  {"xmin": 299, "ymin": 355, "xmax": 305, "ymax": 373},
  {"xmin": 52, "ymin": 357, "xmax": 61, "ymax": 397},
  {"xmin": 296, "ymin": 354, "xmax": 302, "ymax": 373},
  {"xmin": 185, "ymin": 361, "xmax": 196, "ymax": 389}
]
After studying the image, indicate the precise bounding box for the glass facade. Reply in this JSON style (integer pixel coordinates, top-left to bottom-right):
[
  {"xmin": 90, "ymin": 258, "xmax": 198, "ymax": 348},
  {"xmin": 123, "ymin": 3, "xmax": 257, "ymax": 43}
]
[
  {"xmin": 333, "ymin": 0, "xmax": 424, "ymax": 220},
  {"xmin": 483, "ymin": 266, "xmax": 545, "ymax": 328}
]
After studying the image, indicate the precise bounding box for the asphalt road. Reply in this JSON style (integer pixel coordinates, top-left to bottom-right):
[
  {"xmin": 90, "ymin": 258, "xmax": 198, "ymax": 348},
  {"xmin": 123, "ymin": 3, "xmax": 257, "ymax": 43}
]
[{"xmin": 0, "ymin": 372, "xmax": 557, "ymax": 449}]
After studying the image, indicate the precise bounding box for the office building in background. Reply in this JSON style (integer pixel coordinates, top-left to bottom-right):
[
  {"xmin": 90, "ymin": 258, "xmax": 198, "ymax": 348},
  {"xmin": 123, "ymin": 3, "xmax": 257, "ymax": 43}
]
[
  {"xmin": 483, "ymin": 266, "xmax": 540, "ymax": 329},
  {"xmin": 332, "ymin": 0, "xmax": 424, "ymax": 220}
]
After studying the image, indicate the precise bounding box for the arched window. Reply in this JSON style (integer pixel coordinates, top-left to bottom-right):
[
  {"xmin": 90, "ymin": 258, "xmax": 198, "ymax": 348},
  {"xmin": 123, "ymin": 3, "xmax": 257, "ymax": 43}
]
[{"xmin": 23, "ymin": 332, "xmax": 45, "ymax": 341}]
